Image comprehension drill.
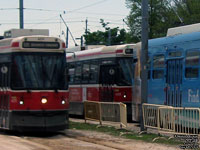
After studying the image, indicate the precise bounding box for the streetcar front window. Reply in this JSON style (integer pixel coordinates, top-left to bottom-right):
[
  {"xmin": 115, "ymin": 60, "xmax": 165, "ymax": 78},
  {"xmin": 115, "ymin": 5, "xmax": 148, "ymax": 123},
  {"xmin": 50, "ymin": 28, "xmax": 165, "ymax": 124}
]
[
  {"xmin": 11, "ymin": 52, "xmax": 66, "ymax": 90},
  {"xmin": 117, "ymin": 58, "xmax": 133, "ymax": 86}
]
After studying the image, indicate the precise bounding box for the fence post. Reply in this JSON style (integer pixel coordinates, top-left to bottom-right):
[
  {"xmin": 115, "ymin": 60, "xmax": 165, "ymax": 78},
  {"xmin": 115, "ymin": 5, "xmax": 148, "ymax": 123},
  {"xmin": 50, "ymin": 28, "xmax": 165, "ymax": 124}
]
[{"xmin": 99, "ymin": 102, "xmax": 102, "ymax": 125}]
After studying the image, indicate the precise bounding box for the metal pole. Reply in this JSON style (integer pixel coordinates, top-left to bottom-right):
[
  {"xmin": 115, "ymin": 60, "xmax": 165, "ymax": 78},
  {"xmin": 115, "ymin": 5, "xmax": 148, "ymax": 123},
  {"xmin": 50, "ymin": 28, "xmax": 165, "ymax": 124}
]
[
  {"xmin": 19, "ymin": 0, "xmax": 24, "ymax": 29},
  {"xmin": 85, "ymin": 18, "xmax": 88, "ymax": 36},
  {"xmin": 140, "ymin": 0, "xmax": 149, "ymax": 131},
  {"xmin": 85, "ymin": 18, "xmax": 88, "ymax": 46},
  {"xmin": 108, "ymin": 28, "xmax": 111, "ymax": 46},
  {"xmin": 81, "ymin": 36, "xmax": 83, "ymax": 47},
  {"xmin": 66, "ymin": 27, "xmax": 69, "ymax": 48}
]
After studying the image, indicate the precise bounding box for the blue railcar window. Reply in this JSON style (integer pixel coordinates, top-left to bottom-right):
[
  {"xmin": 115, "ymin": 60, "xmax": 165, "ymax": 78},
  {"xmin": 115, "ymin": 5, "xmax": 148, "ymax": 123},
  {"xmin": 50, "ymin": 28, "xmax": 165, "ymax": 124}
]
[
  {"xmin": 168, "ymin": 51, "xmax": 182, "ymax": 57},
  {"xmin": 147, "ymin": 56, "xmax": 151, "ymax": 69},
  {"xmin": 185, "ymin": 50, "xmax": 199, "ymax": 78},
  {"xmin": 153, "ymin": 70, "xmax": 164, "ymax": 79},
  {"xmin": 186, "ymin": 51, "xmax": 200, "ymax": 66},
  {"xmin": 152, "ymin": 54, "xmax": 164, "ymax": 79},
  {"xmin": 147, "ymin": 56, "xmax": 151, "ymax": 79},
  {"xmin": 185, "ymin": 68, "xmax": 198, "ymax": 78},
  {"xmin": 153, "ymin": 54, "xmax": 165, "ymax": 68}
]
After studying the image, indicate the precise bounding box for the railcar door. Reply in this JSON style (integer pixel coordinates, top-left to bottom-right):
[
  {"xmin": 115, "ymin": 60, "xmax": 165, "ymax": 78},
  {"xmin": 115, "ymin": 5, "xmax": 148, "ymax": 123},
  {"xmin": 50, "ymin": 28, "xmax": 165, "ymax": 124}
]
[
  {"xmin": 99, "ymin": 65, "xmax": 117, "ymax": 102},
  {"xmin": 166, "ymin": 58, "xmax": 183, "ymax": 107}
]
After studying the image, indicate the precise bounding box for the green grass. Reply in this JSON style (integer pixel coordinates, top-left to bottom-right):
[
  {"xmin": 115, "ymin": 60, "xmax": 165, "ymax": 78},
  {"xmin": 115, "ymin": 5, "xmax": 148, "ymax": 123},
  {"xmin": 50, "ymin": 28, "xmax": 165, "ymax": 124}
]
[{"xmin": 69, "ymin": 121, "xmax": 183, "ymax": 146}]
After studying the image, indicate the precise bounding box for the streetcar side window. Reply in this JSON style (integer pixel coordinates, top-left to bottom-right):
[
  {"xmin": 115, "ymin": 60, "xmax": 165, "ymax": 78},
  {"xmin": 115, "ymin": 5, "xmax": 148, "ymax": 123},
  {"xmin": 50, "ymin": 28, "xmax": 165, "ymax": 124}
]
[
  {"xmin": 0, "ymin": 55, "xmax": 11, "ymax": 88},
  {"xmin": 0, "ymin": 64, "xmax": 10, "ymax": 88},
  {"xmin": 152, "ymin": 54, "xmax": 165, "ymax": 79},
  {"xmin": 185, "ymin": 50, "xmax": 199, "ymax": 78},
  {"xmin": 68, "ymin": 63, "xmax": 75, "ymax": 84},
  {"xmin": 82, "ymin": 61, "xmax": 90, "ymax": 84},
  {"xmin": 90, "ymin": 60, "xmax": 99, "ymax": 84},
  {"xmin": 74, "ymin": 63, "xmax": 82, "ymax": 84}
]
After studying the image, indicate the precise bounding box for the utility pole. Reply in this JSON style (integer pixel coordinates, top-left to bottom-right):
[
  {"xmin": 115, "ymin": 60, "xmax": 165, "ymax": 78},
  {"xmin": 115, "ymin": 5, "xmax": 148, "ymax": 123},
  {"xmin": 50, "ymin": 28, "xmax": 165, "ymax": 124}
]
[
  {"xmin": 66, "ymin": 27, "xmax": 69, "ymax": 48},
  {"xmin": 108, "ymin": 28, "xmax": 111, "ymax": 46},
  {"xmin": 85, "ymin": 18, "xmax": 88, "ymax": 36},
  {"xmin": 19, "ymin": 0, "xmax": 24, "ymax": 29},
  {"xmin": 140, "ymin": 0, "xmax": 149, "ymax": 131},
  {"xmin": 85, "ymin": 18, "xmax": 88, "ymax": 46}
]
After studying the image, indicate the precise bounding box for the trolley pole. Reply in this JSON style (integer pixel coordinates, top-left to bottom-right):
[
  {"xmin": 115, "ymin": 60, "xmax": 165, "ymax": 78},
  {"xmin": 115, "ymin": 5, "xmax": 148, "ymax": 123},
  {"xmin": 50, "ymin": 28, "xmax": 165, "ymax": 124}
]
[
  {"xmin": 19, "ymin": 0, "xmax": 24, "ymax": 29},
  {"xmin": 140, "ymin": 0, "xmax": 149, "ymax": 131},
  {"xmin": 60, "ymin": 14, "xmax": 78, "ymax": 46}
]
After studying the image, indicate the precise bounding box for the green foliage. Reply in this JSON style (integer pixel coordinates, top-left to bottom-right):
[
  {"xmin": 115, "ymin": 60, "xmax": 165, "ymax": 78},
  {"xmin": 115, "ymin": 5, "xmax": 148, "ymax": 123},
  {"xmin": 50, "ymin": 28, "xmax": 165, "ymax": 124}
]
[
  {"xmin": 126, "ymin": 0, "xmax": 200, "ymax": 42},
  {"xmin": 174, "ymin": 0, "xmax": 200, "ymax": 24},
  {"xmin": 84, "ymin": 0, "xmax": 200, "ymax": 45},
  {"xmin": 126, "ymin": 0, "xmax": 180, "ymax": 42},
  {"xmin": 83, "ymin": 19, "xmax": 133, "ymax": 45}
]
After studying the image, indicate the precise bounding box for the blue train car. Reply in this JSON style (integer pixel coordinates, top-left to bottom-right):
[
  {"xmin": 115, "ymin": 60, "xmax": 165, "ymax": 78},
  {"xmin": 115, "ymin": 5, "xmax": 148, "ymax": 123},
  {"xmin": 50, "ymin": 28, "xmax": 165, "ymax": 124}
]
[
  {"xmin": 132, "ymin": 27, "xmax": 200, "ymax": 122},
  {"xmin": 147, "ymin": 31, "xmax": 200, "ymax": 107}
]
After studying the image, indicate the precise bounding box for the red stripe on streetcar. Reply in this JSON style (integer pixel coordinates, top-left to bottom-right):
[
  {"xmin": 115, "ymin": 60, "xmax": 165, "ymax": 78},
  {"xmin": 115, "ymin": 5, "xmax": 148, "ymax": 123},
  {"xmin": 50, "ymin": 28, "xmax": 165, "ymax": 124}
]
[{"xmin": 0, "ymin": 46, "xmax": 11, "ymax": 50}]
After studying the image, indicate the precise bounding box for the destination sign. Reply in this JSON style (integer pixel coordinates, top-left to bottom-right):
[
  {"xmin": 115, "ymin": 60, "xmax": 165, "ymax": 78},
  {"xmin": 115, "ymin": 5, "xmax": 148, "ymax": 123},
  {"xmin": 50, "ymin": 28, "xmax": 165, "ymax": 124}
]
[{"xmin": 22, "ymin": 41, "xmax": 60, "ymax": 49}]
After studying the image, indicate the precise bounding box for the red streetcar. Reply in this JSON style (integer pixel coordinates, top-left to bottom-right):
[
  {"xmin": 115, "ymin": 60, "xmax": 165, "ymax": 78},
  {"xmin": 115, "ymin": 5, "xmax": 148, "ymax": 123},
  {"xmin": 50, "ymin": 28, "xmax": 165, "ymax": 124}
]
[
  {"xmin": 66, "ymin": 44, "xmax": 136, "ymax": 120},
  {"xmin": 0, "ymin": 34, "xmax": 69, "ymax": 131}
]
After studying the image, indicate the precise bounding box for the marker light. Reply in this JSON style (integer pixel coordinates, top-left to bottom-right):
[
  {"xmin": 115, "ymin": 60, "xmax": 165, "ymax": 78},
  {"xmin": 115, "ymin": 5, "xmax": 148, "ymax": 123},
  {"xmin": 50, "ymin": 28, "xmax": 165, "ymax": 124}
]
[
  {"xmin": 61, "ymin": 100, "xmax": 66, "ymax": 105},
  {"xmin": 19, "ymin": 100, "xmax": 24, "ymax": 105},
  {"xmin": 41, "ymin": 98, "xmax": 48, "ymax": 104},
  {"xmin": 11, "ymin": 42, "xmax": 19, "ymax": 48},
  {"xmin": 62, "ymin": 42, "xmax": 66, "ymax": 48}
]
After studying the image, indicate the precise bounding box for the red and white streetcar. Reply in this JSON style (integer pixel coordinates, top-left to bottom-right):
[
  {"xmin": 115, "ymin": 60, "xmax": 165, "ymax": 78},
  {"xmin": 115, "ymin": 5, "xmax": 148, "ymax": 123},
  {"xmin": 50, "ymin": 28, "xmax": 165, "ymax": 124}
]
[
  {"xmin": 66, "ymin": 44, "xmax": 136, "ymax": 120},
  {"xmin": 0, "ymin": 29, "xmax": 69, "ymax": 131}
]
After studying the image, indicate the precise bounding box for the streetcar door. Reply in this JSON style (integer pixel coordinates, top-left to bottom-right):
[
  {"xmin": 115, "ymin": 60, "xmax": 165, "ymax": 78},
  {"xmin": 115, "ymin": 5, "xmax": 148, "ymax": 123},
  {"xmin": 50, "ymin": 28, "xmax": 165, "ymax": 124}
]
[
  {"xmin": 99, "ymin": 65, "xmax": 117, "ymax": 102},
  {"xmin": 166, "ymin": 58, "xmax": 183, "ymax": 107},
  {"xmin": 0, "ymin": 63, "xmax": 10, "ymax": 129}
]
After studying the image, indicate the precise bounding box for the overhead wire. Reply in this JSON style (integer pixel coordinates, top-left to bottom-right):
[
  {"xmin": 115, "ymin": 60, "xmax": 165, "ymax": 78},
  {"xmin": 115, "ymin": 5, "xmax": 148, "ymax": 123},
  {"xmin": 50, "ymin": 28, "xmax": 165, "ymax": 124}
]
[
  {"xmin": 68, "ymin": 0, "xmax": 109, "ymax": 13},
  {"xmin": 0, "ymin": 8, "xmax": 18, "ymax": 10}
]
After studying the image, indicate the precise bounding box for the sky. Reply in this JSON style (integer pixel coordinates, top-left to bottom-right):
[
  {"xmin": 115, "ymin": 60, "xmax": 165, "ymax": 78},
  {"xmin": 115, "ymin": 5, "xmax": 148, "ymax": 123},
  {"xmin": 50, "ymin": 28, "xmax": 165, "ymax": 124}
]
[{"xmin": 0, "ymin": 0, "xmax": 130, "ymax": 47}]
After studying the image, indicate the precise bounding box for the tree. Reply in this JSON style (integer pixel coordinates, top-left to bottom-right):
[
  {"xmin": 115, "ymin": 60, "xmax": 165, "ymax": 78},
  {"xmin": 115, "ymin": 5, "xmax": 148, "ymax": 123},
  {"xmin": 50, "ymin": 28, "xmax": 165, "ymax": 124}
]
[
  {"xmin": 125, "ymin": 0, "xmax": 181, "ymax": 42},
  {"xmin": 83, "ymin": 19, "xmax": 133, "ymax": 45},
  {"xmin": 173, "ymin": 0, "xmax": 200, "ymax": 25}
]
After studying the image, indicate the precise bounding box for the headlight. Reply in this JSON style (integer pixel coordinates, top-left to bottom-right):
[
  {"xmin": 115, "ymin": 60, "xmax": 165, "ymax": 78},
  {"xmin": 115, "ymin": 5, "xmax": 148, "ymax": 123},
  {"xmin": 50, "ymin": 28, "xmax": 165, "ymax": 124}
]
[
  {"xmin": 61, "ymin": 100, "xmax": 66, "ymax": 105},
  {"xmin": 19, "ymin": 100, "xmax": 24, "ymax": 105},
  {"xmin": 41, "ymin": 97, "xmax": 48, "ymax": 104}
]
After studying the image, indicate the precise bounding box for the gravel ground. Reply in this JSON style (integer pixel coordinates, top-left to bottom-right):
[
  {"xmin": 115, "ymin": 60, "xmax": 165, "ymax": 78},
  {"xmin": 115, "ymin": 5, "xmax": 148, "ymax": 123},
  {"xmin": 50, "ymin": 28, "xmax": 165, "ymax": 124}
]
[
  {"xmin": 23, "ymin": 129, "xmax": 180, "ymax": 150},
  {"xmin": 0, "ymin": 118, "xmax": 182, "ymax": 150}
]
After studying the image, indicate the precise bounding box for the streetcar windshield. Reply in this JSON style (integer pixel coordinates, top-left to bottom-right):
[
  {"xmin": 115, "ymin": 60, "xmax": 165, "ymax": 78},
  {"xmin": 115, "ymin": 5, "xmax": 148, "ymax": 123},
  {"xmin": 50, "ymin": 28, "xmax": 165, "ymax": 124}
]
[
  {"xmin": 11, "ymin": 52, "xmax": 67, "ymax": 90},
  {"xmin": 117, "ymin": 58, "xmax": 133, "ymax": 86}
]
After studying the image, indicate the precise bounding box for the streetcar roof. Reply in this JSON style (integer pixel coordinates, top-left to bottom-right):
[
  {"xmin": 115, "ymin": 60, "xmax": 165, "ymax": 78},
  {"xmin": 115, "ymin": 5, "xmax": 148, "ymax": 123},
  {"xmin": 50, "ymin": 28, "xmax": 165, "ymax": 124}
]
[
  {"xmin": 135, "ymin": 31, "xmax": 200, "ymax": 55},
  {"xmin": 0, "ymin": 35, "xmax": 65, "ymax": 53},
  {"xmin": 66, "ymin": 44, "xmax": 136, "ymax": 62}
]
